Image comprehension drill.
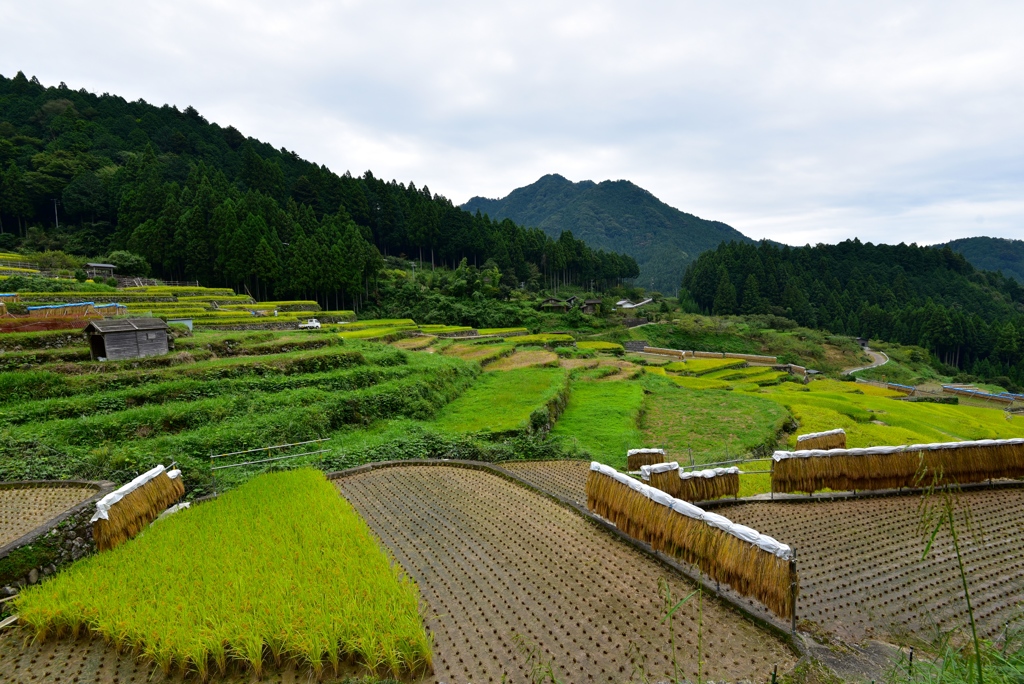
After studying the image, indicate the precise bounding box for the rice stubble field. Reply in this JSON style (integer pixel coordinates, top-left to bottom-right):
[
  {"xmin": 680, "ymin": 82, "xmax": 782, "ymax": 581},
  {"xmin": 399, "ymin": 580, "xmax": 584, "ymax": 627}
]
[{"xmin": 335, "ymin": 465, "xmax": 797, "ymax": 683}]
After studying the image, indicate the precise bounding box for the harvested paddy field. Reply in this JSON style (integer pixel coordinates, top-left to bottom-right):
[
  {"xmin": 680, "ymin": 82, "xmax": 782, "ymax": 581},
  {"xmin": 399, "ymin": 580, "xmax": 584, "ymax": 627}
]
[
  {"xmin": 336, "ymin": 465, "xmax": 797, "ymax": 683},
  {"xmin": 717, "ymin": 486, "xmax": 1024, "ymax": 643},
  {"xmin": 501, "ymin": 459, "xmax": 589, "ymax": 504},
  {"xmin": 0, "ymin": 483, "xmax": 98, "ymax": 546},
  {"xmin": 484, "ymin": 348, "xmax": 558, "ymax": 371}
]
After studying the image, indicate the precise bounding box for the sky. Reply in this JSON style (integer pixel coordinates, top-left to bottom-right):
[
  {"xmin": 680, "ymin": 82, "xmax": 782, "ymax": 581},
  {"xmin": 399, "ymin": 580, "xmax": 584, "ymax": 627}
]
[{"xmin": 2, "ymin": 1, "xmax": 1023, "ymax": 246}]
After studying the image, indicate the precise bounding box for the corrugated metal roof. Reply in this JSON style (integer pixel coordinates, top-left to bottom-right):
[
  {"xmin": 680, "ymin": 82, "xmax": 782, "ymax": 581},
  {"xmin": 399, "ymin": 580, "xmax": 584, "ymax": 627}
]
[
  {"xmin": 86, "ymin": 263, "xmax": 116, "ymax": 268},
  {"xmin": 83, "ymin": 317, "xmax": 168, "ymax": 333}
]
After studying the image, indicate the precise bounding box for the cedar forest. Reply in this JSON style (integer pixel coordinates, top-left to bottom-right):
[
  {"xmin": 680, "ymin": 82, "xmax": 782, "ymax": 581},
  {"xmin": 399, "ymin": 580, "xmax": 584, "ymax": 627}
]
[{"xmin": 0, "ymin": 71, "xmax": 640, "ymax": 313}]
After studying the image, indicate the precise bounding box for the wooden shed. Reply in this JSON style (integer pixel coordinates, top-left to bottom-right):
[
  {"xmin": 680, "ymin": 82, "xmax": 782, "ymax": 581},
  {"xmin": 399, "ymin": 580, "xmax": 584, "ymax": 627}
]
[
  {"xmin": 83, "ymin": 318, "xmax": 169, "ymax": 361},
  {"xmin": 86, "ymin": 262, "xmax": 116, "ymax": 279},
  {"xmin": 582, "ymin": 299, "xmax": 602, "ymax": 314}
]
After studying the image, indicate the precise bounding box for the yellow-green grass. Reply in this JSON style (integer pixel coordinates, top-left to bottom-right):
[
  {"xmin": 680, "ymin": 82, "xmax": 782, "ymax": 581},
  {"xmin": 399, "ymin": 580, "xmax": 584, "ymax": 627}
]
[
  {"xmin": 337, "ymin": 326, "xmax": 417, "ymax": 340},
  {"xmin": 738, "ymin": 459, "xmax": 772, "ymax": 497},
  {"xmin": 641, "ymin": 377, "xmax": 790, "ymax": 464},
  {"xmin": 417, "ymin": 325, "xmax": 474, "ymax": 334},
  {"xmin": 644, "ymin": 366, "xmax": 667, "ymax": 376},
  {"xmin": 510, "ymin": 333, "xmax": 575, "ymax": 346},
  {"xmin": 762, "ymin": 379, "xmax": 1024, "ymax": 448},
  {"xmin": 477, "ymin": 327, "xmax": 529, "ymax": 336},
  {"xmin": 433, "ymin": 366, "xmax": 567, "ymax": 435},
  {"xmin": 576, "ymin": 340, "xmax": 624, "ymax": 352},
  {"xmin": 340, "ymin": 319, "xmax": 417, "ymax": 330},
  {"xmin": 664, "ymin": 358, "xmax": 746, "ymax": 375},
  {"xmin": 550, "ymin": 380, "xmax": 644, "ymax": 468},
  {"xmin": 0, "ymin": 266, "xmax": 40, "ymax": 273},
  {"xmin": 15, "ymin": 469, "xmax": 430, "ymax": 678}
]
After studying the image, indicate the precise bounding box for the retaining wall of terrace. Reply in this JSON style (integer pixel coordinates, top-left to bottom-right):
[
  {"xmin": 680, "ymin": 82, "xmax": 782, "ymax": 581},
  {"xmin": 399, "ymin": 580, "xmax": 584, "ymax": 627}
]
[{"xmin": 0, "ymin": 480, "xmax": 114, "ymax": 594}]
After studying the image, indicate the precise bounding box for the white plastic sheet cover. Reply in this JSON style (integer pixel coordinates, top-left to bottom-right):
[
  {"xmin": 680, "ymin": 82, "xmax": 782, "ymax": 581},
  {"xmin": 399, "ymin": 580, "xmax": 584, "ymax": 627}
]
[
  {"xmin": 679, "ymin": 466, "xmax": 740, "ymax": 480},
  {"xmin": 773, "ymin": 437, "xmax": 1024, "ymax": 462},
  {"xmin": 796, "ymin": 428, "xmax": 845, "ymax": 442},
  {"xmin": 640, "ymin": 461, "xmax": 679, "ymax": 480},
  {"xmin": 167, "ymin": 469, "xmax": 182, "ymax": 480},
  {"xmin": 590, "ymin": 461, "xmax": 793, "ymax": 560},
  {"xmin": 91, "ymin": 464, "xmax": 167, "ymax": 522},
  {"xmin": 627, "ymin": 448, "xmax": 666, "ymax": 457}
]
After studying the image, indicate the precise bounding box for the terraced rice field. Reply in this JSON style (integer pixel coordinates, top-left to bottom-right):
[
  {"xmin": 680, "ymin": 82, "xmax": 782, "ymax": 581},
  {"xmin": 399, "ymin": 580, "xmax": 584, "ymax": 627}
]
[
  {"xmin": 0, "ymin": 484, "xmax": 98, "ymax": 546},
  {"xmin": 336, "ymin": 465, "xmax": 796, "ymax": 683},
  {"xmin": 502, "ymin": 459, "xmax": 590, "ymax": 504},
  {"xmin": 717, "ymin": 486, "xmax": 1024, "ymax": 643}
]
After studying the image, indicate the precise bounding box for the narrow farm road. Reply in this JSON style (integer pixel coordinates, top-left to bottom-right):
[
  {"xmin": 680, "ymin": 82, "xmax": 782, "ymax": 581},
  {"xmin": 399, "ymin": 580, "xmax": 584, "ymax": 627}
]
[{"xmin": 844, "ymin": 348, "xmax": 888, "ymax": 375}]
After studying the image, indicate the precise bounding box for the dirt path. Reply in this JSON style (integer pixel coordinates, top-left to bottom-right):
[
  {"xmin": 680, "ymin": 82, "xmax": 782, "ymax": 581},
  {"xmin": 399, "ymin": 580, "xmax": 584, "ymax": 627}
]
[
  {"xmin": 337, "ymin": 465, "xmax": 796, "ymax": 684},
  {"xmin": 844, "ymin": 349, "xmax": 889, "ymax": 375},
  {"xmin": 717, "ymin": 487, "xmax": 1024, "ymax": 644}
]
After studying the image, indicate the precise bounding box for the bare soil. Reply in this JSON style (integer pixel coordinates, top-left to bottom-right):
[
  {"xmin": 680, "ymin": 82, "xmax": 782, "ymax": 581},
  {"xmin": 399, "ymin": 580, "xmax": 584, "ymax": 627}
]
[
  {"xmin": 502, "ymin": 459, "xmax": 590, "ymax": 505},
  {"xmin": 0, "ymin": 486, "xmax": 97, "ymax": 547},
  {"xmin": 717, "ymin": 487, "xmax": 1024, "ymax": 644},
  {"xmin": 336, "ymin": 465, "xmax": 796, "ymax": 683}
]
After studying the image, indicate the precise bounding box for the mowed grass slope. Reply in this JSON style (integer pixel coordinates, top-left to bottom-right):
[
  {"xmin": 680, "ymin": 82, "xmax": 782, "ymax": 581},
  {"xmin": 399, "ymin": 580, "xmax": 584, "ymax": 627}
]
[
  {"xmin": 550, "ymin": 380, "xmax": 644, "ymax": 469},
  {"xmin": 433, "ymin": 366, "xmax": 568, "ymax": 435},
  {"xmin": 641, "ymin": 376, "xmax": 791, "ymax": 464},
  {"xmin": 763, "ymin": 379, "xmax": 1024, "ymax": 447},
  {"xmin": 15, "ymin": 469, "xmax": 431, "ymax": 678}
]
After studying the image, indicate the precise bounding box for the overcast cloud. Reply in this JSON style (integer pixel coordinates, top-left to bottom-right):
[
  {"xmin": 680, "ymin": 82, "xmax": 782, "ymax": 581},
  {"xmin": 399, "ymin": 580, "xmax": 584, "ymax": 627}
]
[{"xmin": 2, "ymin": 1, "xmax": 1022, "ymax": 245}]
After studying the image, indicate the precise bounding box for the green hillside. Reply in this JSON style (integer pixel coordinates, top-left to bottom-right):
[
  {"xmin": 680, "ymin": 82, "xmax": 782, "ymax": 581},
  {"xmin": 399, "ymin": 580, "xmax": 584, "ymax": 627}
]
[
  {"xmin": 462, "ymin": 174, "xmax": 752, "ymax": 293},
  {"xmin": 0, "ymin": 73, "xmax": 637, "ymax": 306},
  {"xmin": 944, "ymin": 236, "xmax": 1024, "ymax": 284}
]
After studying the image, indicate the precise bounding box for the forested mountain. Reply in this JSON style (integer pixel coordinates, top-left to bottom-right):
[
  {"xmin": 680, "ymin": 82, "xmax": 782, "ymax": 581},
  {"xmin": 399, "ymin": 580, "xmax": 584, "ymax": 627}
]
[
  {"xmin": 682, "ymin": 240, "xmax": 1024, "ymax": 386},
  {"xmin": 0, "ymin": 72, "xmax": 638, "ymax": 307},
  {"xmin": 462, "ymin": 174, "xmax": 751, "ymax": 293},
  {"xmin": 943, "ymin": 236, "xmax": 1024, "ymax": 284}
]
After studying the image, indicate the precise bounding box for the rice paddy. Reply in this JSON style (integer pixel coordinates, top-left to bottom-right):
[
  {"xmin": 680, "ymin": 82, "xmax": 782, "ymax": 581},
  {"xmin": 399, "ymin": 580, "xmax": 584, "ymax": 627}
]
[
  {"xmin": 14, "ymin": 469, "xmax": 431, "ymax": 678},
  {"xmin": 336, "ymin": 464, "xmax": 796, "ymax": 683}
]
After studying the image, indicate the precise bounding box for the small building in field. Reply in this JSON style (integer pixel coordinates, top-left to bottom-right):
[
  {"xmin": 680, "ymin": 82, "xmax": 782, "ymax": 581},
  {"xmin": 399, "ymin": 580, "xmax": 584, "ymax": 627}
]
[
  {"xmin": 83, "ymin": 318, "xmax": 169, "ymax": 361},
  {"xmin": 539, "ymin": 297, "xmax": 569, "ymax": 312},
  {"xmin": 86, "ymin": 263, "xmax": 116, "ymax": 279},
  {"xmin": 582, "ymin": 299, "xmax": 602, "ymax": 314}
]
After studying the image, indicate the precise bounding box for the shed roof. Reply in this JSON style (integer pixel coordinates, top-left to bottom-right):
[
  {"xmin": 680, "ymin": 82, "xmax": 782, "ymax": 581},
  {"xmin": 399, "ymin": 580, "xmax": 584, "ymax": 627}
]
[
  {"xmin": 86, "ymin": 262, "xmax": 116, "ymax": 269},
  {"xmin": 83, "ymin": 318, "xmax": 168, "ymax": 334},
  {"xmin": 584, "ymin": 299, "xmax": 602, "ymax": 304}
]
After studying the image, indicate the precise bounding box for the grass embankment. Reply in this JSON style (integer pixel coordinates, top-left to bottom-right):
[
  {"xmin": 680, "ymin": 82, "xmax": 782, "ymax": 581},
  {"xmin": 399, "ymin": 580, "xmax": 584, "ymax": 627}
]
[
  {"xmin": 0, "ymin": 337, "xmax": 478, "ymax": 495},
  {"xmin": 549, "ymin": 380, "xmax": 644, "ymax": 468},
  {"xmin": 433, "ymin": 366, "xmax": 568, "ymax": 436},
  {"xmin": 15, "ymin": 469, "xmax": 431, "ymax": 678},
  {"xmin": 762, "ymin": 379, "xmax": 1024, "ymax": 448}
]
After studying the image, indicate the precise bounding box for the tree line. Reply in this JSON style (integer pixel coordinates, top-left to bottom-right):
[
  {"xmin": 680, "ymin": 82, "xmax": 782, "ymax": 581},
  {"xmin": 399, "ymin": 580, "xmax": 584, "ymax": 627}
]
[
  {"xmin": 0, "ymin": 71, "xmax": 638, "ymax": 308},
  {"xmin": 682, "ymin": 240, "xmax": 1024, "ymax": 387}
]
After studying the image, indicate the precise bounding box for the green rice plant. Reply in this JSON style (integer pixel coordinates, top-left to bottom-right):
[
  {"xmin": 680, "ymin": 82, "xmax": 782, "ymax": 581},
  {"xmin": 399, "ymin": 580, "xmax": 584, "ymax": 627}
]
[
  {"xmin": 433, "ymin": 366, "xmax": 567, "ymax": 436},
  {"xmin": 550, "ymin": 380, "xmax": 644, "ymax": 468},
  {"xmin": 761, "ymin": 378, "xmax": 1024, "ymax": 449},
  {"xmin": 337, "ymin": 326, "xmax": 417, "ymax": 341},
  {"xmin": 15, "ymin": 469, "xmax": 431, "ymax": 678},
  {"xmin": 670, "ymin": 376, "xmax": 732, "ymax": 391},
  {"xmin": 664, "ymin": 358, "xmax": 746, "ymax": 375},
  {"xmin": 477, "ymin": 327, "xmax": 529, "ymax": 336},
  {"xmin": 510, "ymin": 333, "xmax": 575, "ymax": 346},
  {"xmin": 576, "ymin": 341, "xmax": 625, "ymax": 352}
]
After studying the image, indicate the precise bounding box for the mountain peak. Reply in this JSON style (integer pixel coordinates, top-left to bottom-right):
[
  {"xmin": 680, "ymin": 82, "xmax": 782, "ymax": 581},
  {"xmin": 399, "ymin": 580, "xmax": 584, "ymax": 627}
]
[{"xmin": 462, "ymin": 175, "xmax": 752, "ymax": 291}]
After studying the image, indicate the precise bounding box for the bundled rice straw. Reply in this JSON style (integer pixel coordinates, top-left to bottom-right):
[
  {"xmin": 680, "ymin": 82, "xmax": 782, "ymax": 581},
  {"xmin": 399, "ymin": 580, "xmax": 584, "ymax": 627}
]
[
  {"xmin": 642, "ymin": 463, "xmax": 741, "ymax": 501},
  {"xmin": 772, "ymin": 437, "xmax": 1024, "ymax": 494},
  {"xmin": 627, "ymin": 448, "xmax": 666, "ymax": 471},
  {"xmin": 587, "ymin": 463, "xmax": 796, "ymax": 619},
  {"xmin": 795, "ymin": 428, "xmax": 846, "ymax": 451},
  {"xmin": 91, "ymin": 466, "xmax": 185, "ymax": 551}
]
